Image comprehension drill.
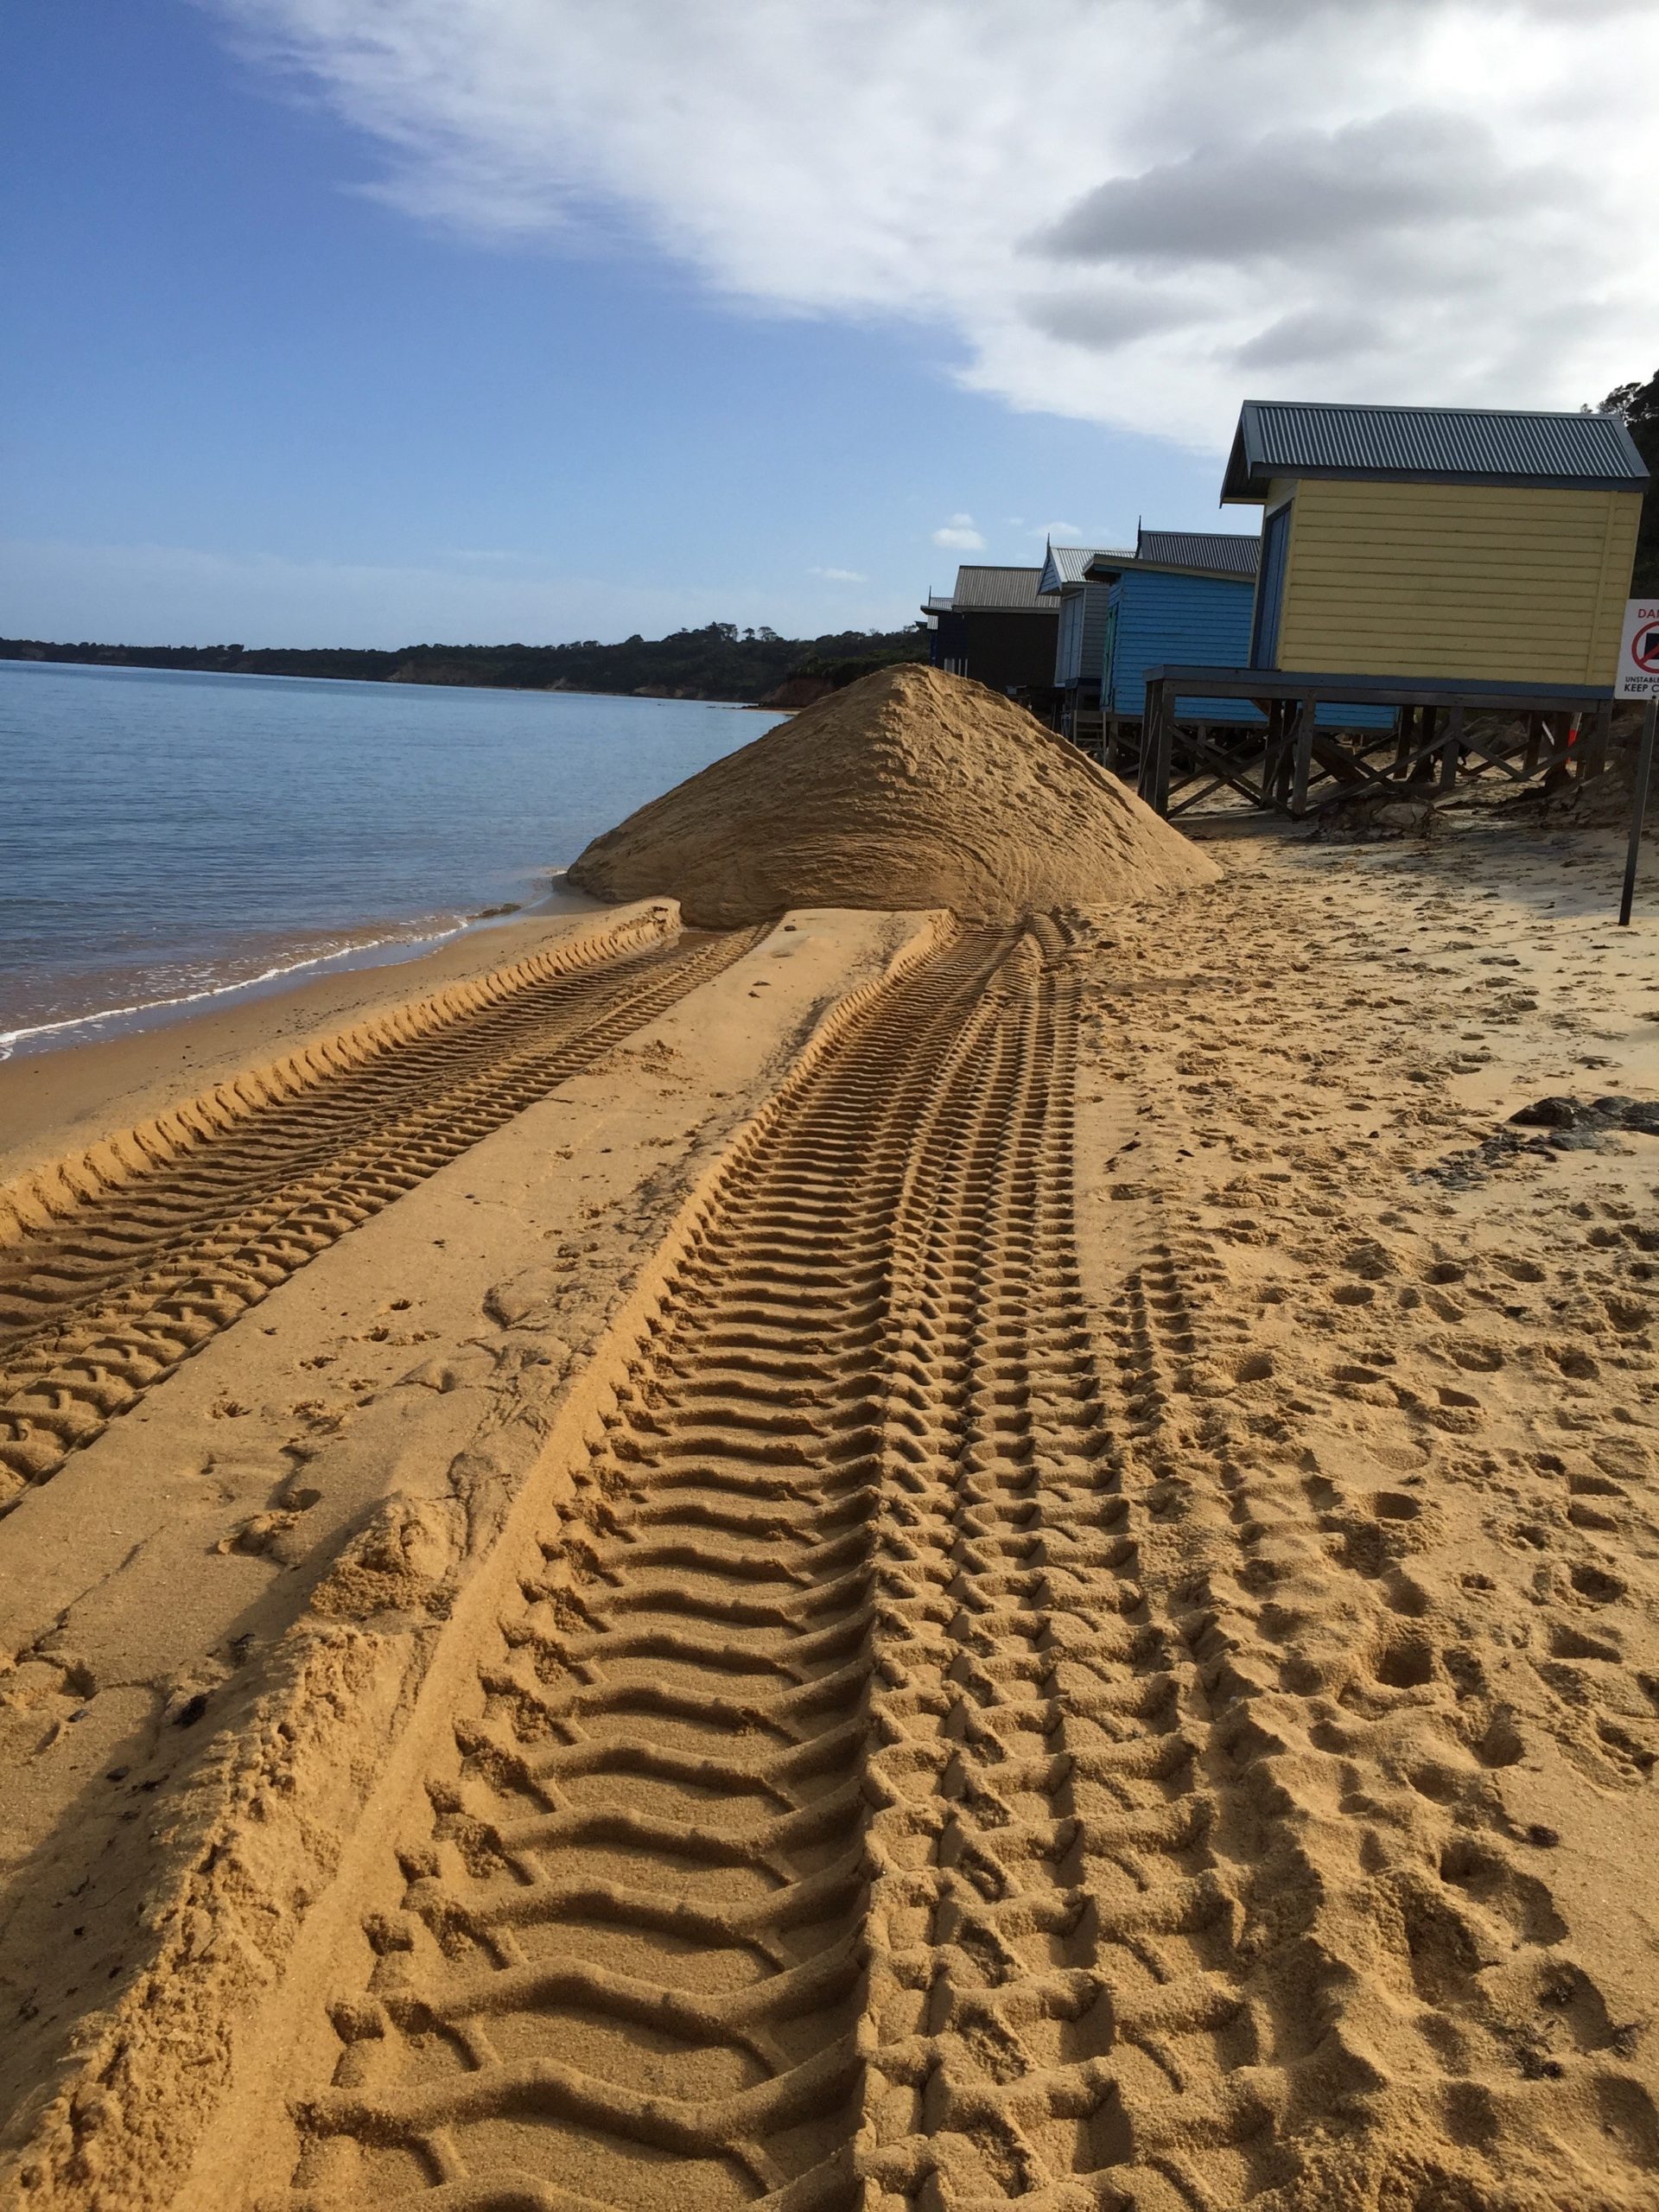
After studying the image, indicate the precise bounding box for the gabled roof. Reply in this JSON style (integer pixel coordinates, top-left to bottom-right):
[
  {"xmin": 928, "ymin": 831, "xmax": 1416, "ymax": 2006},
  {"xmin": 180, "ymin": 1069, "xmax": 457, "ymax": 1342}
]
[
  {"xmin": 922, "ymin": 594, "xmax": 957, "ymax": 614},
  {"xmin": 948, "ymin": 565, "xmax": 1060, "ymax": 613},
  {"xmin": 1038, "ymin": 543, "xmax": 1135, "ymax": 594},
  {"xmin": 1083, "ymin": 527, "xmax": 1261, "ymax": 583},
  {"xmin": 1222, "ymin": 399, "xmax": 1651, "ymax": 502}
]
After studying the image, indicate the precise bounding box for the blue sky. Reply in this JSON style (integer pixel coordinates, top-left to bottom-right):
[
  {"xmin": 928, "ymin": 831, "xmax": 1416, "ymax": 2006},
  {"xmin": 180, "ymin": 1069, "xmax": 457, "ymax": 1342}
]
[
  {"xmin": 3, "ymin": 1, "xmax": 1652, "ymax": 650},
  {"xmin": 1, "ymin": 3, "xmax": 1214, "ymax": 647}
]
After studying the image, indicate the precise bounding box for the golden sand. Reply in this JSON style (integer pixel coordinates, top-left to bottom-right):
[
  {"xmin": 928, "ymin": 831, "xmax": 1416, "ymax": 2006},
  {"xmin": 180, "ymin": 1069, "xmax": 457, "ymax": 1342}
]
[
  {"xmin": 2, "ymin": 791, "xmax": 1658, "ymax": 2209},
  {"xmin": 568, "ymin": 660, "xmax": 1218, "ymax": 924}
]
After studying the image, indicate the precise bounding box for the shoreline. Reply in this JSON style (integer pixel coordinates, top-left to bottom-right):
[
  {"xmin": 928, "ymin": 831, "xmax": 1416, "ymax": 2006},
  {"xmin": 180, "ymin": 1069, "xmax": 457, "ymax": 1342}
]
[
  {"xmin": 0, "ymin": 877, "xmax": 603, "ymax": 1065},
  {"xmin": 3, "ymin": 663, "xmax": 785, "ymax": 1096},
  {"xmin": 0, "ymin": 654, "xmax": 769, "ymax": 708},
  {"xmin": 0, "ymin": 884, "xmax": 616, "ymax": 1186}
]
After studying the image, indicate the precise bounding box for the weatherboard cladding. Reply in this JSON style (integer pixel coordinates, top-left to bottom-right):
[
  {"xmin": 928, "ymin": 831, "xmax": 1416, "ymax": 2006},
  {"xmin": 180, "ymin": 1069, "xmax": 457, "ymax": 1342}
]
[
  {"xmin": 1077, "ymin": 584, "xmax": 1113, "ymax": 691},
  {"xmin": 1052, "ymin": 579, "xmax": 1116, "ymax": 689},
  {"xmin": 930, "ymin": 573, "xmax": 1061, "ymax": 690},
  {"xmin": 1269, "ymin": 476, "xmax": 1643, "ymax": 685},
  {"xmin": 1104, "ymin": 571, "xmax": 1263, "ymax": 721},
  {"xmin": 1055, "ymin": 591, "xmax": 1084, "ymax": 685},
  {"xmin": 1036, "ymin": 548, "xmax": 1122, "ymax": 686},
  {"xmin": 1224, "ymin": 401, "xmax": 1650, "ymax": 499},
  {"xmin": 1103, "ymin": 568, "xmax": 1394, "ymax": 728}
]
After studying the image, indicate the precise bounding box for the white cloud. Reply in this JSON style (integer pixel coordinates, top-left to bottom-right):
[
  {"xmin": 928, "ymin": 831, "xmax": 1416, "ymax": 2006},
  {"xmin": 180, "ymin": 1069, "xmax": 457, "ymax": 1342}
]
[
  {"xmin": 810, "ymin": 564, "xmax": 868, "ymax": 582},
  {"xmin": 1039, "ymin": 522, "xmax": 1084, "ymax": 543},
  {"xmin": 207, "ymin": 0, "xmax": 1659, "ymax": 448},
  {"xmin": 932, "ymin": 514, "xmax": 985, "ymax": 550}
]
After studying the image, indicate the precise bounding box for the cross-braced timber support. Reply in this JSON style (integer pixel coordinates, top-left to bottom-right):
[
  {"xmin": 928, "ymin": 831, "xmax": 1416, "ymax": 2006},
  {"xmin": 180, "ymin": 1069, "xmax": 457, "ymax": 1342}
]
[{"xmin": 1133, "ymin": 667, "xmax": 1618, "ymax": 819}]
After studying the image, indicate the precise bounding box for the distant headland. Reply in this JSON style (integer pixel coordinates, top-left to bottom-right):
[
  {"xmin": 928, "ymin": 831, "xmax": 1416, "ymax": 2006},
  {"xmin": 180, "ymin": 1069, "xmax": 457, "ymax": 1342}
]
[{"xmin": 0, "ymin": 620, "xmax": 929, "ymax": 709}]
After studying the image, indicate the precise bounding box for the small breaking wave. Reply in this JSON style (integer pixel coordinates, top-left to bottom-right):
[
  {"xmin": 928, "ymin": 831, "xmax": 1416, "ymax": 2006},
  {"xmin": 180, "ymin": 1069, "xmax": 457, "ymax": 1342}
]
[{"xmin": 0, "ymin": 918, "xmax": 473, "ymax": 1061}]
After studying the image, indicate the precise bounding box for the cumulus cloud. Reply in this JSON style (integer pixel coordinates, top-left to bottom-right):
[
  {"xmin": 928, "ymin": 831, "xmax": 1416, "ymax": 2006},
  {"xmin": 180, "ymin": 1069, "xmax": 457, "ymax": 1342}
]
[
  {"xmin": 932, "ymin": 514, "xmax": 985, "ymax": 550},
  {"xmin": 206, "ymin": 0, "xmax": 1659, "ymax": 447}
]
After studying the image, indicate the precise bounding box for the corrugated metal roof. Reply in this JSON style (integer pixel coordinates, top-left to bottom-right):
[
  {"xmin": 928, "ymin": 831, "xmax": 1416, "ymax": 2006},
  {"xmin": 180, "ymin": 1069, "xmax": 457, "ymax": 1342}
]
[
  {"xmin": 1039, "ymin": 543, "xmax": 1135, "ymax": 593},
  {"xmin": 1038, "ymin": 544, "xmax": 1089, "ymax": 592},
  {"xmin": 1135, "ymin": 529, "xmax": 1260, "ymax": 577},
  {"xmin": 950, "ymin": 565, "xmax": 1060, "ymax": 612},
  {"xmin": 922, "ymin": 594, "xmax": 956, "ymax": 613},
  {"xmin": 1083, "ymin": 531, "xmax": 1260, "ymax": 582},
  {"xmin": 1224, "ymin": 400, "xmax": 1650, "ymax": 499}
]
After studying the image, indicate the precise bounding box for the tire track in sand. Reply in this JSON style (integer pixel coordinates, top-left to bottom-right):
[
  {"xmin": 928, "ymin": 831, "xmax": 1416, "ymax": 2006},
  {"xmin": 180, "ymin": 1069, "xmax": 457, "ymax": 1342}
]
[
  {"xmin": 264, "ymin": 923, "xmax": 1040, "ymax": 2210},
  {"xmin": 0, "ymin": 923, "xmax": 758, "ymax": 1503},
  {"xmin": 252, "ymin": 918, "xmax": 1279, "ymax": 2212},
  {"xmin": 852, "ymin": 924, "xmax": 1300, "ymax": 2209},
  {"xmin": 246, "ymin": 906, "xmax": 1658, "ymax": 2212},
  {"xmin": 258, "ymin": 915, "xmax": 1271, "ymax": 2212}
]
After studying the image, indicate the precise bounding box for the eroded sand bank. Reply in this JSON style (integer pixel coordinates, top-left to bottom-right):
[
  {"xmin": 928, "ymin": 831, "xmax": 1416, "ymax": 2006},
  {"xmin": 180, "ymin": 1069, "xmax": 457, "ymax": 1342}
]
[{"xmin": 2, "ymin": 804, "xmax": 1658, "ymax": 2209}]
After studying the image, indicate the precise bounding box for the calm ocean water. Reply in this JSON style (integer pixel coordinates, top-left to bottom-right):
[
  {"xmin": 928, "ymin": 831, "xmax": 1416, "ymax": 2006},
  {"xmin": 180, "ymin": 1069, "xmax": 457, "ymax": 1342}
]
[{"xmin": 0, "ymin": 660, "xmax": 779, "ymax": 1057}]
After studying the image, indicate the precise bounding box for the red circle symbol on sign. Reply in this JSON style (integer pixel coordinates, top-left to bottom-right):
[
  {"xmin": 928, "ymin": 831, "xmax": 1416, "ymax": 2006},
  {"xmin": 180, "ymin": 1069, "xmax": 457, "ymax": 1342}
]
[{"xmin": 1637, "ymin": 623, "xmax": 1659, "ymax": 673}]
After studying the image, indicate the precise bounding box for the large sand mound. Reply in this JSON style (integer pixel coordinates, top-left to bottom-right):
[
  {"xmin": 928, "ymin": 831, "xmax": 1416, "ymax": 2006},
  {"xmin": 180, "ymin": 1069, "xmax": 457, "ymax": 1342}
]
[{"xmin": 568, "ymin": 663, "xmax": 1218, "ymax": 925}]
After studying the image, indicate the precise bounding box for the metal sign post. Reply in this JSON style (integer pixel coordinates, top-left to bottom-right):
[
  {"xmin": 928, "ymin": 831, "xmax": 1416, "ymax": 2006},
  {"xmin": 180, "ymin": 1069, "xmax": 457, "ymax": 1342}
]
[
  {"xmin": 1615, "ymin": 598, "xmax": 1659, "ymax": 927},
  {"xmin": 1620, "ymin": 697, "xmax": 1659, "ymax": 928}
]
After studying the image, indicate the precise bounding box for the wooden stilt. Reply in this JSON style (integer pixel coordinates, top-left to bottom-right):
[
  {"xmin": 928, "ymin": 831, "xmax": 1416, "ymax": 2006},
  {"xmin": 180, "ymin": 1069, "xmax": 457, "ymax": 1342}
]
[
  {"xmin": 1290, "ymin": 693, "xmax": 1314, "ymax": 815},
  {"xmin": 1159, "ymin": 701, "xmax": 1174, "ymax": 816},
  {"xmin": 1395, "ymin": 704, "xmax": 1416, "ymax": 778},
  {"xmin": 1583, "ymin": 700, "xmax": 1611, "ymax": 783},
  {"xmin": 1440, "ymin": 702, "xmax": 1464, "ymax": 792},
  {"xmin": 1136, "ymin": 691, "xmax": 1158, "ymax": 805}
]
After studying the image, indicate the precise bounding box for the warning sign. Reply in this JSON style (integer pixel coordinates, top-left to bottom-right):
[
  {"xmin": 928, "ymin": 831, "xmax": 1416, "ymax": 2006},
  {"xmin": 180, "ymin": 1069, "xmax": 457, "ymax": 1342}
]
[{"xmin": 1618, "ymin": 597, "xmax": 1659, "ymax": 699}]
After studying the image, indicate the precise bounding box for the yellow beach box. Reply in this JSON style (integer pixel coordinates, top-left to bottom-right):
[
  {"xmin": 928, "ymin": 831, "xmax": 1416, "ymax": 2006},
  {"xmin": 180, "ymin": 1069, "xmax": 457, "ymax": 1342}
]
[{"xmin": 1221, "ymin": 401, "xmax": 1649, "ymax": 686}]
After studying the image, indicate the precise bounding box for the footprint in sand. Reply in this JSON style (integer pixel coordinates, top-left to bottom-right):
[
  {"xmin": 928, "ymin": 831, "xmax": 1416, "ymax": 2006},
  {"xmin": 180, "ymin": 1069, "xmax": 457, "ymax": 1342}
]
[
  {"xmin": 1370, "ymin": 1489, "xmax": 1422, "ymax": 1522},
  {"xmin": 1567, "ymin": 1472, "xmax": 1626, "ymax": 1530},
  {"xmin": 1373, "ymin": 1633, "xmax": 1437, "ymax": 1688},
  {"xmin": 1568, "ymin": 1561, "xmax": 1626, "ymax": 1605}
]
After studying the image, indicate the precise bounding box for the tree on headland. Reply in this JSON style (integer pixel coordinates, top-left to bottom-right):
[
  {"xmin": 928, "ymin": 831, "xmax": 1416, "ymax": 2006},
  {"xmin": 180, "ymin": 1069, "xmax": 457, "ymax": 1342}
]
[
  {"xmin": 0, "ymin": 620, "xmax": 931, "ymax": 702},
  {"xmin": 1602, "ymin": 369, "xmax": 1658, "ymax": 592}
]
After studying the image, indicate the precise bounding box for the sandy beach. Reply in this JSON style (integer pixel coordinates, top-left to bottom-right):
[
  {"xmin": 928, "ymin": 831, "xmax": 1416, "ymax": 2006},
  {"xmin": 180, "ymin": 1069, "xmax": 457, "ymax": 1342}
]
[
  {"xmin": 16, "ymin": 0, "xmax": 1656, "ymax": 2196},
  {"xmin": 3, "ymin": 687, "xmax": 1658, "ymax": 2207}
]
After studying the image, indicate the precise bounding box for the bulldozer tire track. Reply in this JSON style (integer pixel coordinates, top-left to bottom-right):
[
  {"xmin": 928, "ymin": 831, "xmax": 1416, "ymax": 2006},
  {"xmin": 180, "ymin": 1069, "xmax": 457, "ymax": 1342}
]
[
  {"xmin": 0, "ymin": 919, "xmax": 758, "ymax": 1503},
  {"xmin": 260, "ymin": 914, "xmax": 1195, "ymax": 2212}
]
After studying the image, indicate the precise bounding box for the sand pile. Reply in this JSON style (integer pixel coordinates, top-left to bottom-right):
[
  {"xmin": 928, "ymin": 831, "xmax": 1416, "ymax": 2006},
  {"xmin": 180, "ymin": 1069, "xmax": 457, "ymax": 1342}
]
[{"xmin": 569, "ymin": 663, "xmax": 1218, "ymax": 925}]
